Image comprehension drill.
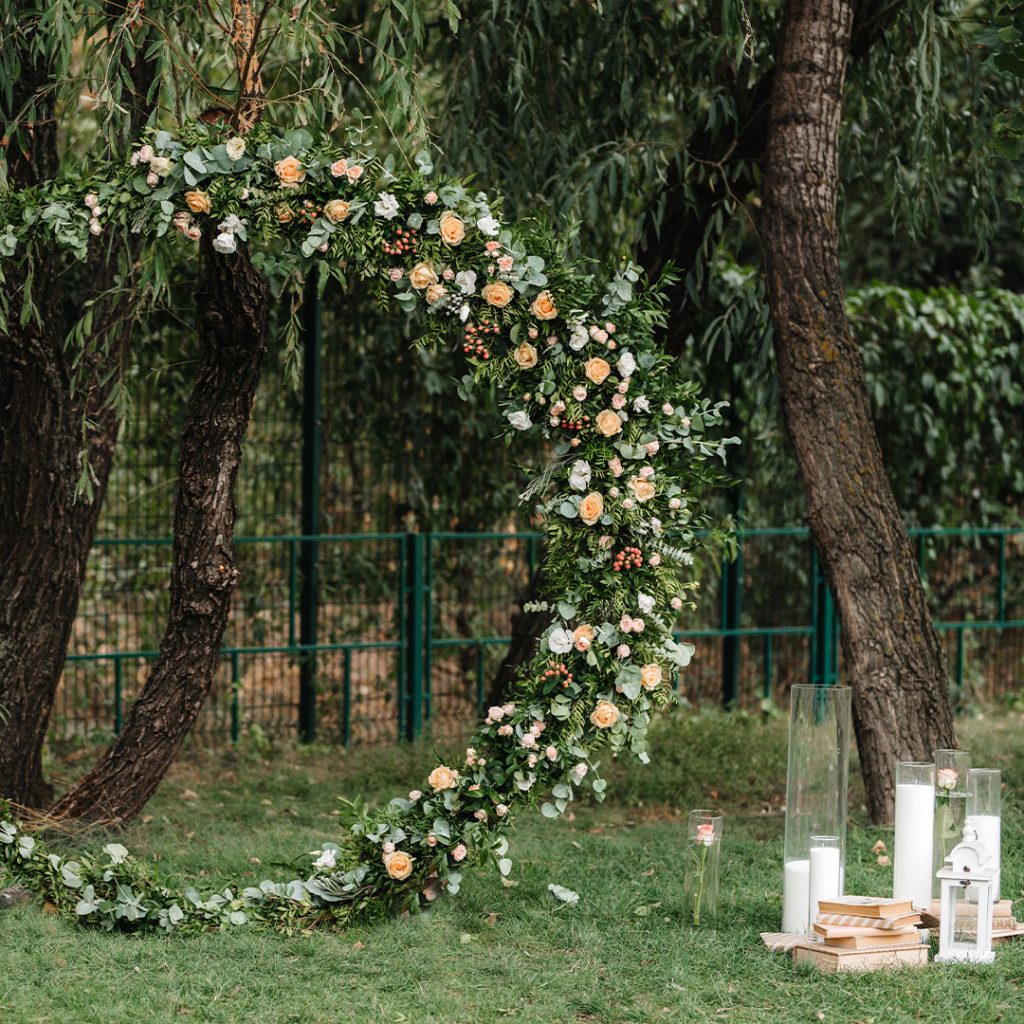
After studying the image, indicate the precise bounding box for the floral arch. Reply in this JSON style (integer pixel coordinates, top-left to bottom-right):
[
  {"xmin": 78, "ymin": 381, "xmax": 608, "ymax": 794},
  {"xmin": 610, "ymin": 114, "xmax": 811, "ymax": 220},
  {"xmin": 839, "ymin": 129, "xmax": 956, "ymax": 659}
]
[{"xmin": 0, "ymin": 122, "xmax": 735, "ymax": 932}]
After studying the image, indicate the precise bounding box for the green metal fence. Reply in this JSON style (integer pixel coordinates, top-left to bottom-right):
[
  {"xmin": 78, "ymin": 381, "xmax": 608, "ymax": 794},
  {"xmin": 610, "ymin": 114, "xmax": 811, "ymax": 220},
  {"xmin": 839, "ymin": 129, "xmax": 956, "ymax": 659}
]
[{"xmin": 56, "ymin": 525, "xmax": 1024, "ymax": 746}]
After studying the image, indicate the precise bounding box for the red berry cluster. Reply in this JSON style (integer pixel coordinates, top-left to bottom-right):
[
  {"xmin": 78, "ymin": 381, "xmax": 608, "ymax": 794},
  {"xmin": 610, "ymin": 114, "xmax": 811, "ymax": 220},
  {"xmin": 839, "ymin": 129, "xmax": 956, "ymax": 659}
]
[
  {"xmin": 542, "ymin": 661, "xmax": 574, "ymax": 689},
  {"xmin": 612, "ymin": 546, "xmax": 643, "ymax": 572},
  {"xmin": 382, "ymin": 226, "xmax": 418, "ymax": 257},
  {"xmin": 463, "ymin": 320, "xmax": 499, "ymax": 359},
  {"xmin": 299, "ymin": 199, "xmax": 319, "ymax": 224},
  {"xmin": 558, "ymin": 415, "xmax": 590, "ymax": 432}
]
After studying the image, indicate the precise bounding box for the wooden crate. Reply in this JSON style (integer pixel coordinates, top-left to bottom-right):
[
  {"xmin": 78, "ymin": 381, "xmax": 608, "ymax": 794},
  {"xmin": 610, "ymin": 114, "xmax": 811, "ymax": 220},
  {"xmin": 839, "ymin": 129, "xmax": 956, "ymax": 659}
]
[{"xmin": 793, "ymin": 941, "xmax": 928, "ymax": 973}]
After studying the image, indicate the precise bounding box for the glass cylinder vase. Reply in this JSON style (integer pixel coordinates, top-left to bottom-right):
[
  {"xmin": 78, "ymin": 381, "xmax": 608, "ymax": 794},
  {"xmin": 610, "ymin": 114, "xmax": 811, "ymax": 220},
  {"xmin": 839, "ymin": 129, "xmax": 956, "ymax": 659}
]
[
  {"xmin": 782, "ymin": 685, "xmax": 852, "ymax": 933},
  {"xmin": 967, "ymin": 768, "xmax": 1001, "ymax": 900},
  {"xmin": 893, "ymin": 761, "xmax": 935, "ymax": 909},
  {"xmin": 685, "ymin": 809, "xmax": 723, "ymax": 927},
  {"xmin": 932, "ymin": 749, "xmax": 971, "ymax": 898}
]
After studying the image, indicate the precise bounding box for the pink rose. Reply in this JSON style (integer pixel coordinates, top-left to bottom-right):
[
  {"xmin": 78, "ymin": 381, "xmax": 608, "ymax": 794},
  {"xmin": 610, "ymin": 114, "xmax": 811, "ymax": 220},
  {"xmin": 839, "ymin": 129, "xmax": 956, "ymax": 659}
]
[
  {"xmin": 442, "ymin": 267, "xmax": 455, "ymax": 281},
  {"xmin": 617, "ymin": 644, "xmax": 631, "ymax": 658},
  {"xmin": 496, "ymin": 804, "xmax": 509, "ymax": 817},
  {"xmin": 409, "ymin": 789, "xmax": 422, "ymax": 801},
  {"xmin": 573, "ymin": 385, "xmax": 588, "ymax": 401},
  {"xmin": 598, "ymin": 535, "xmax": 613, "ymax": 549},
  {"xmin": 662, "ymin": 403, "xmax": 674, "ymax": 415},
  {"xmin": 645, "ymin": 441, "xmax": 660, "ymax": 455},
  {"xmin": 617, "ymin": 381, "xmax": 629, "ymax": 394},
  {"xmin": 608, "ymin": 457, "xmax": 623, "ymax": 478},
  {"xmin": 330, "ymin": 159, "xmax": 348, "ymax": 177},
  {"xmin": 389, "ymin": 268, "xmax": 404, "ymax": 281},
  {"xmin": 485, "ymin": 240, "xmax": 501, "ymax": 252},
  {"xmin": 382, "ymin": 841, "xmax": 395, "ymax": 855},
  {"xmin": 696, "ymin": 823, "xmax": 716, "ymax": 846},
  {"xmin": 605, "ymin": 322, "xmax": 616, "ymax": 333},
  {"xmin": 545, "ymin": 746, "xmax": 558, "ymax": 761},
  {"xmin": 474, "ymin": 809, "xmax": 488, "ymax": 821},
  {"xmin": 498, "ymin": 724, "xmax": 513, "ymax": 736},
  {"xmin": 671, "ymin": 597, "xmax": 683, "ymax": 610},
  {"xmin": 488, "ymin": 705, "xmax": 505, "ymax": 721},
  {"xmin": 573, "ymin": 763, "xmax": 588, "ymax": 779},
  {"xmin": 670, "ymin": 498, "xmax": 682, "ymax": 510},
  {"xmin": 427, "ymin": 834, "xmax": 438, "ymax": 847},
  {"xmin": 611, "ymin": 394, "xmax": 626, "ymax": 410},
  {"xmin": 521, "ymin": 733, "xmax": 537, "ymax": 748},
  {"xmin": 527, "ymin": 754, "xmax": 538, "ymax": 767},
  {"xmin": 346, "ymin": 165, "xmax": 363, "ymax": 181},
  {"xmin": 502, "ymin": 702, "xmax": 515, "ymax": 714},
  {"xmin": 633, "ymin": 618, "xmax": 645, "ymax": 632},
  {"xmin": 640, "ymin": 466, "xmax": 655, "ymax": 478},
  {"xmin": 620, "ymin": 613, "xmax": 634, "ymax": 633},
  {"xmin": 424, "ymin": 191, "xmax": 438, "ymax": 205},
  {"xmin": 452, "ymin": 843, "xmax": 468, "ymax": 862},
  {"xmin": 649, "ymin": 553, "xmax": 662, "ymax": 566},
  {"xmin": 498, "ymin": 255, "xmax": 514, "ymax": 272}
]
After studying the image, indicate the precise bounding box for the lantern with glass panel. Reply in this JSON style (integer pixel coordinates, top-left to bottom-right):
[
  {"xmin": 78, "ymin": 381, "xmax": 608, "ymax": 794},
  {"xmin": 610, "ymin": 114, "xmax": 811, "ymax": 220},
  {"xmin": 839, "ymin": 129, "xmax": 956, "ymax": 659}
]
[{"xmin": 935, "ymin": 819, "xmax": 996, "ymax": 965}]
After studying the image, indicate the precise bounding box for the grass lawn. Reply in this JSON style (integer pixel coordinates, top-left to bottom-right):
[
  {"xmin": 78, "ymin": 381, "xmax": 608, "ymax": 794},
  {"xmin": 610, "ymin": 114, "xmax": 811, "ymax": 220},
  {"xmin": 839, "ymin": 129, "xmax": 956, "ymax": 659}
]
[{"xmin": 2, "ymin": 708, "xmax": 1022, "ymax": 1024}]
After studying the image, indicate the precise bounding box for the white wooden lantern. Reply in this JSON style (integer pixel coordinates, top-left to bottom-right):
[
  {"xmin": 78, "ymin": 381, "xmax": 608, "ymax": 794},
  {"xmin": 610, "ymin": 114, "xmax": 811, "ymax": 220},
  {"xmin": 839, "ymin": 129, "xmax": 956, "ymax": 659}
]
[{"xmin": 935, "ymin": 821, "xmax": 995, "ymax": 965}]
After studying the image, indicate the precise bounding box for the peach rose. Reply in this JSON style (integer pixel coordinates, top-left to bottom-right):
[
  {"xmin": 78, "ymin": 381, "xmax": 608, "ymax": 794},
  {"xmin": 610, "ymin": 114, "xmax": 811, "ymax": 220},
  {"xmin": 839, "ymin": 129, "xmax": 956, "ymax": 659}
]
[
  {"xmin": 585, "ymin": 358, "xmax": 611, "ymax": 384},
  {"xmin": 629, "ymin": 477, "xmax": 656, "ymax": 502},
  {"xmin": 276, "ymin": 205, "xmax": 295, "ymax": 224},
  {"xmin": 590, "ymin": 701, "xmax": 620, "ymax": 729},
  {"xmin": 514, "ymin": 343, "xmax": 538, "ymax": 369},
  {"xmin": 640, "ymin": 664, "xmax": 663, "ymax": 691},
  {"xmin": 274, "ymin": 155, "xmax": 306, "ymax": 187},
  {"xmin": 428, "ymin": 765, "xmax": 459, "ymax": 791},
  {"xmin": 579, "ymin": 492, "xmax": 604, "ymax": 526},
  {"xmin": 384, "ymin": 850, "xmax": 414, "ymax": 880},
  {"xmin": 426, "ymin": 283, "xmax": 447, "ymax": 304},
  {"xmin": 573, "ymin": 624, "xmax": 595, "ymax": 645},
  {"xmin": 531, "ymin": 290, "xmax": 558, "ymax": 320},
  {"xmin": 185, "ymin": 190, "xmax": 211, "ymax": 215},
  {"xmin": 439, "ymin": 210, "xmax": 466, "ymax": 246},
  {"xmin": 596, "ymin": 410, "xmax": 622, "ymax": 436},
  {"xmin": 330, "ymin": 158, "xmax": 348, "ymax": 177},
  {"xmin": 481, "ymin": 281, "xmax": 514, "ymax": 308},
  {"xmin": 324, "ymin": 199, "xmax": 350, "ymax": 224},
  {"xmin": 409, "ymin": 262, "xmax": 439, "ymax": 290}
]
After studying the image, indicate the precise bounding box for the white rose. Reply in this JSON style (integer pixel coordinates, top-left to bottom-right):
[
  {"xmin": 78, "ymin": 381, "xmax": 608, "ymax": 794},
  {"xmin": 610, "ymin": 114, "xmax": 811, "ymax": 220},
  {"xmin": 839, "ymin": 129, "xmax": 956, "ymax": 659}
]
[
  {"xmin": 638, "ymin": 592, "xmax": 655, "ymax": 614},
  {"xmin": 218, "ymin": 214, "xmax": 246, "ymax": 236},
  {"xmin": 633, "ymin": 396, "xmax": 651, "ymax": 413},
  {"xmin": 313, "ymin": 848, "xmax": 337, "ymax": 870},
  {"xmin": 547, "ymin": 627, "xmax": 574, "ymax": 654},
  {"xmin": 212, "ymin": 232, "xmax": 237, "ymax": 254},
  {"xmin": 374, "ymin": 192, "xmax": 400, "ymax": 219},
  {"xmin": 455, "ymin": 270, "xmax": 478, "ymax": 295},
  {"xmin": 148, "ymin": 155, "xmax": 172, "ymax": 176},
  {"xmin": 569, "ymin": 324, "xmax": 589, "ymax": 350},
  {"xmin": 476, "ymin": 214, "xmax": 500, "ymax": 236},
  {"xmin": 616, "ymin": 351, "xmax": 637, "ymax": 378},
  {"xmin": 225, "ymin": 136, "xmax": 246, "ymax": 160},
  {"xmin": 507, "ymin": 410, "xmax": 533, "ymax": 431},
  {"xmin": 568, "ymin": 459, "xmax": 592, "ymax": 491}
]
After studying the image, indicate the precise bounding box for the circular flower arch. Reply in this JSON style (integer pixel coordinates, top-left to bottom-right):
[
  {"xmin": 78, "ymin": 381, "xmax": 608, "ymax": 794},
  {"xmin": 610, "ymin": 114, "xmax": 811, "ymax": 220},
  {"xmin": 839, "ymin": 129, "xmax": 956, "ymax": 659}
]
[{"xmin": 0, "ymin": 122, "xmax": 736, "ymax": 933}]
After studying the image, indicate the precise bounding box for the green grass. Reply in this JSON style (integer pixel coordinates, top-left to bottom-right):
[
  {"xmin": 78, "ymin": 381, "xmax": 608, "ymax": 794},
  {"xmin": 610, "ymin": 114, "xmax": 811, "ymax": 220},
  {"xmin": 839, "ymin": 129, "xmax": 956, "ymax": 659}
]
[{"xmin": 3, "ymin": 709, "xmax": 1023, "ymax": 1024}]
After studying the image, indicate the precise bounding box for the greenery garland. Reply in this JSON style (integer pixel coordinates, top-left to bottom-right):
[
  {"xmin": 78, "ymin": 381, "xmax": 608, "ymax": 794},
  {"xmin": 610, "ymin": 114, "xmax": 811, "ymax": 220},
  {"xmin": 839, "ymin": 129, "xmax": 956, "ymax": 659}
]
[{"xmin": 0, "ymin": 121, "xmax": 736, "ymax": 933}]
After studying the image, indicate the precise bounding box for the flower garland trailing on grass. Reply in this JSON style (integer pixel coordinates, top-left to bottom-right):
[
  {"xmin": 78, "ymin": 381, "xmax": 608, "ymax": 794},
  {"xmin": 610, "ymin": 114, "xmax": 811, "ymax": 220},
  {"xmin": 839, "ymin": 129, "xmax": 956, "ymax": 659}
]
[{"xmin": 0, "ymin": 122, "xmax": 736, "ymax": 933}]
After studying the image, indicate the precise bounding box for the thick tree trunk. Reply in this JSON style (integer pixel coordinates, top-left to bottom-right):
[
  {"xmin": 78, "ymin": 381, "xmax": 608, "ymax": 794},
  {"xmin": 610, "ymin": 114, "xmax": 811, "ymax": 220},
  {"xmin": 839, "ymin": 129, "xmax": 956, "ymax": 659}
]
[
  {"xmin": 485, "ymin": 568, "xmax": 551, "ymax": 708},
  {"xmin": 51, "ymin": 238, "xmax": 269, "ymax": 822},
  {"xmin": 760, "ymin": 0, "xmax": 955, "ymax": 823}
]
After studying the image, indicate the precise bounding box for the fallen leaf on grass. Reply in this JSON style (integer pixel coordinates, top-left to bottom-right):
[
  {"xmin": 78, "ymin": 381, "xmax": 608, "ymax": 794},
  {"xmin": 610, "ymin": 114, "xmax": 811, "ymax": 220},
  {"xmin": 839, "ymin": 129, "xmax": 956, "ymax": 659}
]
[{"xmin": 180, "ymin": 789, "xmax": 198, "ymax": 800}]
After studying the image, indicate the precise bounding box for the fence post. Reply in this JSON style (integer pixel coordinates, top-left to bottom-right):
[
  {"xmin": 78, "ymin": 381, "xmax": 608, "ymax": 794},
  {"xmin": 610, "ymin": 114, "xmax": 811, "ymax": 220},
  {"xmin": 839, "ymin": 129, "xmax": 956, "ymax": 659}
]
[
  {"xmin": 298, "ymin": 271, "xmax": 322, "ymax": 743},
  {"xmin": 810, "ymin": 546, "xmax": 839, "ymax": 686},
  {"xmin": 720, "ymin": 538, "xmax": 743, "ymax": 706},
  {"xmin": 402, "ymin": 531, "xmax": 426, "ymax": 742}
]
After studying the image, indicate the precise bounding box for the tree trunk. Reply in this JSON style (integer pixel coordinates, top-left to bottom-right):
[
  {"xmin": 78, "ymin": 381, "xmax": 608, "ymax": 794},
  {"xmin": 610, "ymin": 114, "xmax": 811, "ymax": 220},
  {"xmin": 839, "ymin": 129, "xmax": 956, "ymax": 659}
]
[
  {"xmin": 51, "ymin": 237, "xmax": 269, "ymax": 822},
  {"xmin": 0, "ymin": 45, "xmax": 143, "ymax": 805},
  {"xmin": 759, "ymin": 0, "xmax": 955, "ymax": 823}
]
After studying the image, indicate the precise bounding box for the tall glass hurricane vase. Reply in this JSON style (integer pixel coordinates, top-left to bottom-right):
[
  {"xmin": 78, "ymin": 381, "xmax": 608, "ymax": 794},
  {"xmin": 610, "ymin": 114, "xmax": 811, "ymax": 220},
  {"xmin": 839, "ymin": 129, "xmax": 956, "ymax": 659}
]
[
  {"xmin": 932, "ymin": 749, "xmax": 971, "ymax": 898},
  {"xmin": 782, "ymin": 685, "xmax": 852, "ymax": 933},
  {"xmin": 685, "ymin": 810, "xmax": 723, "ymax": 927},
  {"xmin": 967, "ymin": 768, "xmax": 1002, "ymax": 900}
]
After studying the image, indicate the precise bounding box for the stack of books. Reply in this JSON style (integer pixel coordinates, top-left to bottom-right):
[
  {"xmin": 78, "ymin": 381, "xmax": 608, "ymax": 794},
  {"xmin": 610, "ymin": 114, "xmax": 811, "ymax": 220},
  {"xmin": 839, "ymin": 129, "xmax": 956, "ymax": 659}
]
[
  {"xmin": 794, "ymin": 896, "xmax": 927, "ymax": 972},
  {"xmin": 923, "ymin": 898, "xmax": 1018, "ymax": 936},
  {"xmin": 812, "ymin": 895, "xmax": 923, "ymax": 946}
]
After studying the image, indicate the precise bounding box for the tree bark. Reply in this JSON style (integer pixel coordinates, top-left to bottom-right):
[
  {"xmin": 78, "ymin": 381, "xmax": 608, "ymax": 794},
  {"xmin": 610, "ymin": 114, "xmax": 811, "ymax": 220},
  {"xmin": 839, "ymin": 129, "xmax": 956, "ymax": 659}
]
[
  {"xmin": 51, "ymin": 237, "xmax": 269, "ymax": 822},
  {"xmin": 0, "ymin": 36, "xmax": 151, "ymax": 804},
  {"xmin": 759, "ymin": 0, "xmax": 955, "ymax": 823}
]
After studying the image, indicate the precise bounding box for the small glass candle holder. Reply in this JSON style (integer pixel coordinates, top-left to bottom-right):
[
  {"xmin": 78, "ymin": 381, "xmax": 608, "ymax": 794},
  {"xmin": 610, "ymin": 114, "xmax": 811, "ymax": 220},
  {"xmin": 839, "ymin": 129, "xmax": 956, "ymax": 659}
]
[
  {"xmin": 893, "ymin": 761, "xmax": 935, "ymax": 910},
  {"xmin": 807, "ymin": 835, "xmax": 842, "ymax": 933},
  {"xmin": 685, "ymin": 809, "xmax": 723, "ymax": 927},
  {"xmin": 967, "ymin": 768, "xmax": 1001, "ymax": 900},
  {"xmin": 932, "ymin": 749, "xmax": 971, "ymax": 898}
]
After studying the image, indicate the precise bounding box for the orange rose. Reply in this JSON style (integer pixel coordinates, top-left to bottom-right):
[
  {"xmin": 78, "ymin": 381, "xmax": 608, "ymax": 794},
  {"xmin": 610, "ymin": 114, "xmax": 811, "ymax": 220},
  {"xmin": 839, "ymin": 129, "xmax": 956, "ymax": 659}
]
[
  {"xmin": 640, "ymin": 664, "xmax": 663, "ymax": 691},
  {"xmin": 585, "ymin": 358, "xmax": 611, "ymax": 384},
  {"xmin": 439, "ymin": 210, "xmax": 466, "ymax": 246},
  {"xmin": 531, "ymin": 290, "xmax": 558, "ymax": 320},
  {"xmin": 481, "ymin": 281, "xmax": 513, "ymax": 308},
  {"xmin": 596, "ymin": 410, "xmax": 622, "ymax": 436},
  {"xmin": 324, "ymin": 199, "xmax": 350, "ymax": 224},
  {"xmin": 185, "ymin": 190, "xmax": 211, "ymax": 215},
  {"xmin": 579, "ymin": 492, "xmax": 604, "ymax": 526},
  {"xmin": 276, "ymin": 205, "xmax": 295, "ymax": 224},
  {"xmin": 629, "ymin": 477, "xmax": 656, "ymax": 502},
  {"xmin": 590, "ymin": 701, "xmax": 620, "ymax": 729},
  {"xmin": 428, "ymin": 765, "xmax": 459, "ymax": 791},
  {"xmin": 514, "ymin": 343, "xmax": 538, "ymax": 369},
  {"xmin": 573, "ymin": 624, "xmax": 595, "ymax": 645},
  {"xmin": 426, "ymin": 283, "xmax": 447, "ymax": 304},
  {"xmin": 274, "ymin": 155, "xmax": 306, "ymax": 187},
  {"xmin": 384, "ymin": 850, "xmax": 414, "ymax": 880},
  {"xmin": 409, "ymin": 262, "xmax": 439, "ymax": 290}
]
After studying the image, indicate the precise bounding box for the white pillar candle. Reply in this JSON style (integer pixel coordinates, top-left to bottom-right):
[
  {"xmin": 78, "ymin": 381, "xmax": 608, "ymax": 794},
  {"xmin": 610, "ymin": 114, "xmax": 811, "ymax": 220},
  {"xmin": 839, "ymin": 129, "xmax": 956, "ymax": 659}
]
[
  {"xmin": 783, "ymin": 858, "xmax": 810, "ymax": 933},
  {"xmin": 894, "ymin": 781, "xmax": 935, "ymax": 909},
  {"xmin": 808, "ymin": 845, "xmax": 842, "ymax": 925},
  {"xmin": 972, "ymin": 814, "xmax": 1001, "ymax": 901}
]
